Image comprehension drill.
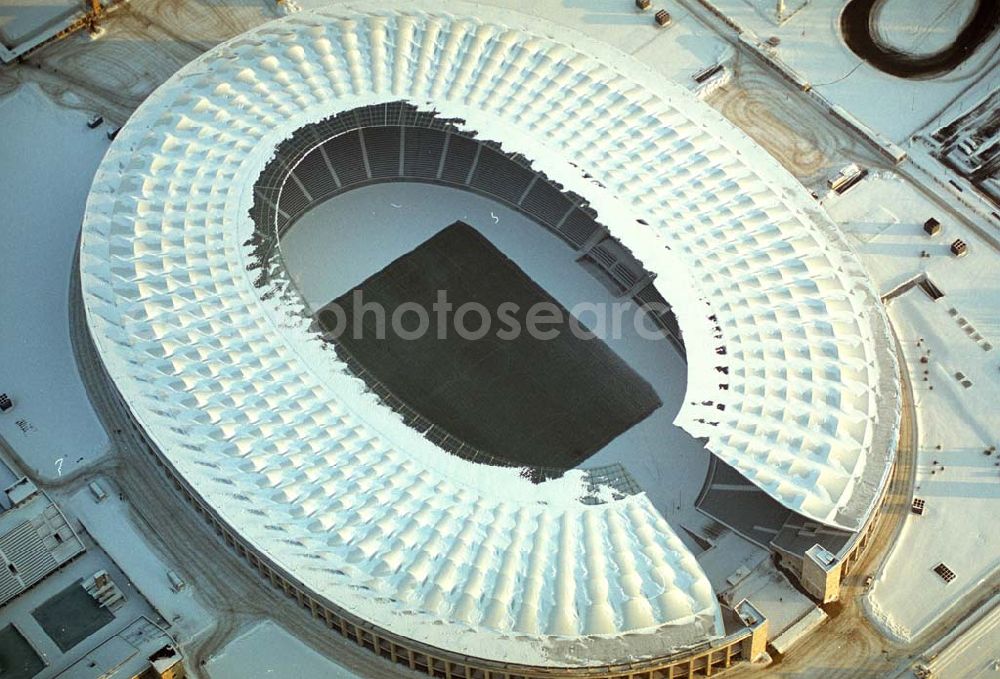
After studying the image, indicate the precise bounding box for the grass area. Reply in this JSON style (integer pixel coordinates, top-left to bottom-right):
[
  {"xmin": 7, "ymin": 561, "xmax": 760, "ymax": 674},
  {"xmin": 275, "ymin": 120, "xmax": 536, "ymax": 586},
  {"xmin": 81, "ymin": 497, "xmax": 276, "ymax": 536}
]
[{"xmin": 322, "ymin": 221, "xmax": 661, "ymax": 469}]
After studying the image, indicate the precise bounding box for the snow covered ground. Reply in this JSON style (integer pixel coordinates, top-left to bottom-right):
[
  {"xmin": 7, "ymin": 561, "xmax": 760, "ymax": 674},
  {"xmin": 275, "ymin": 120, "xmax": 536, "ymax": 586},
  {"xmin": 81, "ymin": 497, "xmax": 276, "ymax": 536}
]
[
  {"xmin": 825, "ymin": 172, "xmax": 1000, "ymax": 642},
  {"xmin": 0, "ymin": 83, "xmax": 110, "ymax": 482},
  {"xmin": 916, "ymin": 58, "xmax": 1000, "ymax": 141},
  {"xmin": 873, "ymin": 0, "xmax": 979, "ymax": 56},
  {"xmin": 448, "ymin": 0, "xmax": 731, "ymax": 83},
  {"xmin": 62, "ymin": 481, "xmax": 215, "ymax": 643},
  {"xmin": 704, "ymin": 57, "xmax": 880, "ymax": 191},
  {"xmin": 206, "ymin": 620, "xmax": 366, "ymax": 679},
  {"xmin": 921, "ymin": 594, "xmax": 1000, "ymax": 679},
  {"xmin": 282, "ymin": 182, "xmax": 713, "ymax": 549},
  {"xmin": 702, "ymin": 0, "xmax": 1000, "ymax": 143},
  {"xmin": 866, "ymin": 289, "xmax": 1000, "ymax": 642},
  {"xmin": 824, "ymin": 171, "xmax": 1000, "ymax": 312}
]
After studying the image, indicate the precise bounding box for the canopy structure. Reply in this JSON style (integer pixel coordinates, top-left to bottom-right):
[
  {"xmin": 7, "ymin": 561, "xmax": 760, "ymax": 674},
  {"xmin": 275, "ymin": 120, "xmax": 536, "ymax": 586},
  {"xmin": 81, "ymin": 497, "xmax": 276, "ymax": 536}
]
[{"xmin": 80, "ymin": 1, "xmax": 898, "ymax": 666}]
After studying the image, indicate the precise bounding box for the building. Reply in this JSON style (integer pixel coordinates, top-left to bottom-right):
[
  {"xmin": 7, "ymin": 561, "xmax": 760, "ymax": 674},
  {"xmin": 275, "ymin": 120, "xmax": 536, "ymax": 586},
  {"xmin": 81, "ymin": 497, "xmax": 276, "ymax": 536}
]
[
  {"xmin": 57, "ymin": 618, "xmax": 184, "ymax": 679},
  {"xmin": 78, "ymin": 2, "xmax": 899, "ymax": 675},
  {"xmin": 0, "ymin": 478, "xmax": 85, "ymax": 608}
]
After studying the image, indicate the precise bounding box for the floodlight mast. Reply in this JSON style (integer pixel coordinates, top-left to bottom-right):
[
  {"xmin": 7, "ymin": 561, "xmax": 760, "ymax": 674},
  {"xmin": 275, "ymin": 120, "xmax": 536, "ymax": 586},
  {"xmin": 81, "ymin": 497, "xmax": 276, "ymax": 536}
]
[{"xmin": 86, "ymin": 0, "xmax": 102, "ymax": 35}]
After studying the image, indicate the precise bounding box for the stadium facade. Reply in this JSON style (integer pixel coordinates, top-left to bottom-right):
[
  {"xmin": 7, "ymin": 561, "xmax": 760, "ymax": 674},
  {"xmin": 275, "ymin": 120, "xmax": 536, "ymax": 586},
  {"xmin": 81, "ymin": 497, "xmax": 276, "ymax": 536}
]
[{"xmin": 79, "ymin": 2, "xmax": 901, "ymax": 675}]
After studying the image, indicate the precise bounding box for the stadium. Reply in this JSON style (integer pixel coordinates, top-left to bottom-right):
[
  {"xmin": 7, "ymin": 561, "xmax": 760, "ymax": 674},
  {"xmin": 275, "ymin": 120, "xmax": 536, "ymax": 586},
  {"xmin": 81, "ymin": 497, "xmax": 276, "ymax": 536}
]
[{"xmin": 78, "ymin": 2, "xmax": 901, "ymax": 677}]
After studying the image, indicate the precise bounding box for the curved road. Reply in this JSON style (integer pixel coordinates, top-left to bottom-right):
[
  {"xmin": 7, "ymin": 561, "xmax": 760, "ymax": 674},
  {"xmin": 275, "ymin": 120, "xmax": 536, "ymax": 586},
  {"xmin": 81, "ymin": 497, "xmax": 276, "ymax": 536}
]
[
  {"xmin": 720, "ymin": 321, "xmax": 919, "ymax": 677},
  {"xmin": 840, "ymin": 0, "xmax": 1000, "ymax": 78}
]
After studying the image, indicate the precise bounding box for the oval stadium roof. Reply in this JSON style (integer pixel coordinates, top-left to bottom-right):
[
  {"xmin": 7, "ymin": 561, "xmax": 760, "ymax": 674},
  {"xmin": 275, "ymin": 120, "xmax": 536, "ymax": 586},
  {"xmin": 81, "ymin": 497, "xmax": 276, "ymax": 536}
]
[{"xmin": 79, "ymin": 0, "xmax": 899, "ymax": 666}]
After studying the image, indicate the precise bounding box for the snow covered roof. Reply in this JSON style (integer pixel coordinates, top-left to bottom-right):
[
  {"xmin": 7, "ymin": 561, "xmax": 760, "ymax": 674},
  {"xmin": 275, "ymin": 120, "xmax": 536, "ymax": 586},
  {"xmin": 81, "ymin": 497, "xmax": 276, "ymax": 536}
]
[{"xmin": 79, "ymin": 0, "xmax": 897, "ymax": 665}]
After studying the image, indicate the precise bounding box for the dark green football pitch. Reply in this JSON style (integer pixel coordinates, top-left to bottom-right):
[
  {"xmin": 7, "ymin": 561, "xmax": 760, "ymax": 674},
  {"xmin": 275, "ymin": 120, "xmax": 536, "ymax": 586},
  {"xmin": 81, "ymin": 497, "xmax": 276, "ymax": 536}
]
[{"xmin": 321, "ymin": 222, "xmax": 661, "ymax": 469}]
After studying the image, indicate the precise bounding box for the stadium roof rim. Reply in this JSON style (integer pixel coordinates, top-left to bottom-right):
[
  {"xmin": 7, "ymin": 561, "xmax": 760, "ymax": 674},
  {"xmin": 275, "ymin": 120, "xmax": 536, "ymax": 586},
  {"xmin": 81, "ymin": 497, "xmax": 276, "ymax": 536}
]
[{"xmin": 80, "ymin": 0, "xmax": 899, "ymax": 665}]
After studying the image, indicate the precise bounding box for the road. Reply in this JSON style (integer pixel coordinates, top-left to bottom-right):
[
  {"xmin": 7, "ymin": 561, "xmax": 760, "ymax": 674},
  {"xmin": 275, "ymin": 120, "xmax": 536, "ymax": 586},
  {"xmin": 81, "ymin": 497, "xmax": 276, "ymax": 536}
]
[{"xmin": 717, "ymin": 324, "xmax": 917, "ymax": 677}]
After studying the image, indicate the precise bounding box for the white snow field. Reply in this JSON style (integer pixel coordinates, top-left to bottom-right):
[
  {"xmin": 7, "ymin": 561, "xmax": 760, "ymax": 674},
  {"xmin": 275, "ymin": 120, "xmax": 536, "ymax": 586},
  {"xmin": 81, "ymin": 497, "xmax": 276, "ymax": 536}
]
[
  {"xmin": 702, "ymin": 0, "xmax": 1000, "ymax": 143},
  {"xmin": 920, "ymin": 594, "xmax": 1000, "ymax": 679},
  {"xmin": 826, "ymin": 173, "xmax": 1000, "ymax": 642},
  {"xmin": 474, "ymin": 0, "xmax": 730, "ymax": 80},
  {"xmin": 873, "ymin": 0, "xmax": 979, "ymax": 56},
  {"xmin": 869, "ymin": 293, "xmax": 1000, "ymax": 642},
  {"xmin": 78, "ymin": 1, "xmax": 897, "ymax": 666},
  {"xmin": 207, "ymin": 620, "xmax": 365, "ymax": 679},
  {"xmin": 63, "ymin": 483, "xmax": 216, "ymax": 643},
  {"xmin": 0, "ymin": 83, "xmax": 110, "ymax": 481}
]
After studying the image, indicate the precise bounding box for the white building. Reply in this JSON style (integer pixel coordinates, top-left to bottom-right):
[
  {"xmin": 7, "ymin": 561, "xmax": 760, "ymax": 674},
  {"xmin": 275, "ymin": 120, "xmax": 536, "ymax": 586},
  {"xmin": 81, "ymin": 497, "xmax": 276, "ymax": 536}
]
[{"xmin": 78, "ymin": 2, "xmax": 899, "ymax": 674}]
